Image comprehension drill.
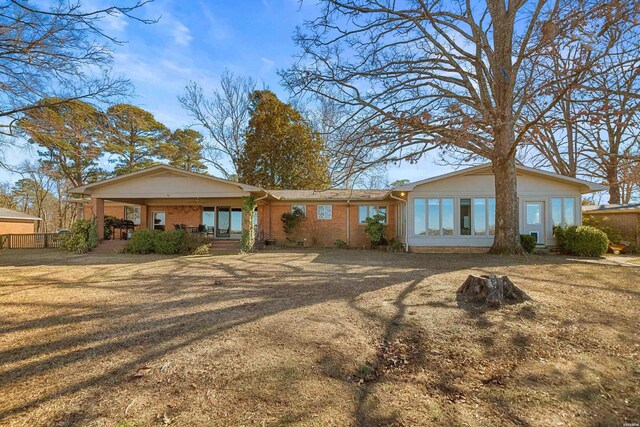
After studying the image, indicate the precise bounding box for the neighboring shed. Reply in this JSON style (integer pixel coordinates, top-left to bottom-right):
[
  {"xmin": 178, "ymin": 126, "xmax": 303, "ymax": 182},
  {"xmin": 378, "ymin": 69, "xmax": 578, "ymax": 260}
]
[
  {"xmin": 0, "ymin": 208, "xmax": 42, "ymax": 234},
  {"xmin": 582, "ymin": 204, "xmax": 640, "ymax": 247}
]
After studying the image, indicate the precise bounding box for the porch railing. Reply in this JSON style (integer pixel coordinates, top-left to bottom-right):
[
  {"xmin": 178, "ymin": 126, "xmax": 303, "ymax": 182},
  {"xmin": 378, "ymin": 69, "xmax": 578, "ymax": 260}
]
[{"xmin": 0, "ymin": 233, "xmax": 62, "ymax": 249}]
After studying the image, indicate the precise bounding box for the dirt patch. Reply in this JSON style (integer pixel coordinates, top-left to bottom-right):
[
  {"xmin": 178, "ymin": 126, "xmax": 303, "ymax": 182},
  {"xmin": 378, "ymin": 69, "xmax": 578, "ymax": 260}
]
[{"xmin": 0, "ymin": 249, "xmax": 638, "ymax": 426}]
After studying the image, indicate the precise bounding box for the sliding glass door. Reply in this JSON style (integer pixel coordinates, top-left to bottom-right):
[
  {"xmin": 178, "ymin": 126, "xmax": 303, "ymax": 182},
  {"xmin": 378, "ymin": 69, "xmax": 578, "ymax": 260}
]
[{"xmin": 216, "ymin": 208, "xmax": 231, "ymax": 238}]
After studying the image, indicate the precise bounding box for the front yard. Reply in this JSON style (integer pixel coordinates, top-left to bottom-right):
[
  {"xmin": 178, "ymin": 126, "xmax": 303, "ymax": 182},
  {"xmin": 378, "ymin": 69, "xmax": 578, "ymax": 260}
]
[{"xmin": 0, "ymin": 249, "xmax": 637, "ymax": 426}]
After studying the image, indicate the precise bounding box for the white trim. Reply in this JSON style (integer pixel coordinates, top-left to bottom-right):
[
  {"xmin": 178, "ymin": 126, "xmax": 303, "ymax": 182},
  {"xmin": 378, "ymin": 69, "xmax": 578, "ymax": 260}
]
[{"xmin": 394, "ymin": 163, "xmax": 607, "ymax": 194}]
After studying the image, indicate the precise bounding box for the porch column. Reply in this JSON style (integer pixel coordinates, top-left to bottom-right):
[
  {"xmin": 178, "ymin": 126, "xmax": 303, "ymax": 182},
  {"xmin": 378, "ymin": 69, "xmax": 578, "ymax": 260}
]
[{"xmin": 92, "ymin": 197, "xmax": 105, "ymax": 240}]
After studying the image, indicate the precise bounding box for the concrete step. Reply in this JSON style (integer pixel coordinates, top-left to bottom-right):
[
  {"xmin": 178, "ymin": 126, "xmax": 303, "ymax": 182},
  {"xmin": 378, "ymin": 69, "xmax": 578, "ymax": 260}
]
[{"xmin": 209, "ymin": 240, "xmax": 240, "ymax": 253}]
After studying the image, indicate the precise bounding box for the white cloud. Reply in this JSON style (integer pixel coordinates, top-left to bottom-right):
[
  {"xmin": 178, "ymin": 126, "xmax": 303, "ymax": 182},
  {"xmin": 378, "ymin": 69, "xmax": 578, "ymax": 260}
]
[{"xmin": 170, "ymin": 19, "xmax": 193, "ymax": 47}]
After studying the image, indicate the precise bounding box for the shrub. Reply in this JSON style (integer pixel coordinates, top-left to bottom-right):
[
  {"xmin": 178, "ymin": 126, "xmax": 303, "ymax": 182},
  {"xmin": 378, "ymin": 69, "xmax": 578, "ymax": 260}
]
[
  {"xmin": 61, "ymin": 219, "xmax": 99, "ymax": 253},
  {"xmin": 127, "ymin": 230, "xmax": 212, "ymax": 255},
  {"xmin": 364, "ymin": 214, "xmax": 387, "ymax": 247},
  {"xmin": 281, "ymin": 207, "xmax": 305, "ymax": 242},
  {"xmin": 519, "ymin": 234, "xmax": 537, "ymax": 254},
  {"xmin": 126, "ymin": 229, "xmax": 157, "ymax": 254},
  {"xmin": 582, "ymin": 215, "xmax": 623, "ymax": 244},
  {"xmin": 153, "ymin": 230, "xmax": 186, "ymax": 254},
  {"xmin": 387, "ymin": 238, "xmax": 404, "ymax": 253},
  {"xmin": 334, "ymin": 239, "xmax": 348, "ymax": 249},
  {"xmin": 554, "ymin": 225, "xmax": 608, "ymax": 257}
]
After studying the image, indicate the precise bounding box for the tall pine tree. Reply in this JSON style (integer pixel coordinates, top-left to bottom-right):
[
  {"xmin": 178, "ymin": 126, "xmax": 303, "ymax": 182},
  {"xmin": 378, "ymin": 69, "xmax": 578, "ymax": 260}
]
[{"xmin": 238, "ymin": 90, "xmax": 329, "ymax": 189}]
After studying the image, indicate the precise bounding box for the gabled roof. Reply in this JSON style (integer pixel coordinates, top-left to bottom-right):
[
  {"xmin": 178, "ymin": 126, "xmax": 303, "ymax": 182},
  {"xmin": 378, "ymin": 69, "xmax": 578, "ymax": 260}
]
[
  {"xmin": 69, "ymin": 165, "xmax": 263, "ymax": 195},
  {"xmin": 0, "ymin": 207, "xmax": 42, "ymax": 221},
  {"xmin": 583, "ymin": 203, "xmax": 640, "ymax": 214},
  {"xmin": 392, "ymin": 163, "xmax": 608, "ymax": 194},
  {"xmin": 267, "ymin": 189, "xmax": 390, "ymax": 201}
]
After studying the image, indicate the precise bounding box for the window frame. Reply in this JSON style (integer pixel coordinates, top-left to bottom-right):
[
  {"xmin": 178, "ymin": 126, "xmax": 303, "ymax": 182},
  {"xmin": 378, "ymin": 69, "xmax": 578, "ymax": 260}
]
[
  {"xmin": 551, "ymin": 197, "xmax": 577, "ymax": 227},
  {"xmin": 291, "ymin": 204, "xmax": 306, "ymax": 216},
  {"xmin": 413, "ymin": 196, "xmax": 495, "ymax": 237},
  {"xmin": 317, "ymin": 204, "xmax": 333, "ymax": 220},
  {"xmin": 358, "ymin": 205, "xmax": 387, "ymax": 224},
  {"xmin": 413, "ymin": 197, "xmax": 455, "ymax": 237}
]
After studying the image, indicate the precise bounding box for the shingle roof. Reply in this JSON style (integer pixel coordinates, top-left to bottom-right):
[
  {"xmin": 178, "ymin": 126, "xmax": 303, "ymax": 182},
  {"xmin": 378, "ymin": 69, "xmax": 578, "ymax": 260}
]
[
  {"xmin": 267, "ymin": 189, "xmax": 390, "ymax": 201},
  {"xmin": 582, "ymin": 203, "xmax": 640, "ymax": 213},
  {"xmin": 0, "ymin": 207, "xmax": 42, "ymax": 221}
]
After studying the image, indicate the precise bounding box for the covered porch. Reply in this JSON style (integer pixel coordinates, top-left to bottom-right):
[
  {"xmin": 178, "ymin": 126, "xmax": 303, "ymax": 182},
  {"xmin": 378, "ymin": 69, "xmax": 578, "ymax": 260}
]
[{"xmin": 70, "ymin": 165, "xmax": 267, "ymax": 241}]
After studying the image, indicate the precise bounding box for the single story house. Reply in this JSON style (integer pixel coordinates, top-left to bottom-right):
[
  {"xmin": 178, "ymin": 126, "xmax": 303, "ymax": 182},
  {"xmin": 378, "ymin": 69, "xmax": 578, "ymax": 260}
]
[
  {"xmin": 69, "ymin": 163, "xmax": 605, "ymax": 252},
  {"xmin": 0, "ymin": 207, "xmax": 42, "ymax": 234},
  {"xmin": 582, "ymin": 203, "xmax": 640, "ymax": 247}
]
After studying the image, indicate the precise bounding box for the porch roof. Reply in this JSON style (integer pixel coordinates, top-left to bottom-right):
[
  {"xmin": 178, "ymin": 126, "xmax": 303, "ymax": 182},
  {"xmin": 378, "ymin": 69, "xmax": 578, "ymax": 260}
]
[{"xmin": 69, "ymin": 165, "xmax": 266, "ymax": 200}]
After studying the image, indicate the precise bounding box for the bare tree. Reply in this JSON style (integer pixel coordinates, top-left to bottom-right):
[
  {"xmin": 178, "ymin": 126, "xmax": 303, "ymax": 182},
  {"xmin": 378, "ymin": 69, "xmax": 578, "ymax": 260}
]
[
  {"xmin": 179, "ymin": 71, "xmax": 256, "ymax": 178},
  {"xmin": 0, "ymin": 0, "xmax": 156, "ymax": 167},
  {"xmin": 524, "ymin": 45, "xmax": 640, "ymax": 204},
  {"xmin": 282, "ymin": 0, "xmax": 637, "ymax": 254}
]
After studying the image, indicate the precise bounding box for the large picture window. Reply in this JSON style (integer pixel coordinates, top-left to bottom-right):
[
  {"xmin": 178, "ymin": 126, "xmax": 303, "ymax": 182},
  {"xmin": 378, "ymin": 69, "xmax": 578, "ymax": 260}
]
[
  {"xmin": 414, "ymin": 198, "xmax": 454, "ymax": 236},
  {"xmin": 551, "ymin": 197, "xmax": 576, "ymax": 226},
  {"xmin": 358, "ymin": 205, "xmax": 387, "ymax": 224}
]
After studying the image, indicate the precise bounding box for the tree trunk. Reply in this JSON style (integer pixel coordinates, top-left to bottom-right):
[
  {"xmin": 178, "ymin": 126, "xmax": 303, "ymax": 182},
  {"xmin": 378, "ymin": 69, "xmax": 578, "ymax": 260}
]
[
  {"xmin": 489, "ymin": 150, "xmax": 523, "ymax": 255},
  {"xmin": 606, "ymin": 164, "xmax": 621, "ymax": 204}
]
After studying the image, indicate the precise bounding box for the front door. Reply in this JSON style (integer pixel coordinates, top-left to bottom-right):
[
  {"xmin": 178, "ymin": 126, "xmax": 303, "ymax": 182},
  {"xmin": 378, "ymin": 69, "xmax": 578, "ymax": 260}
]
[
  {"xmin": 216, "ymin": 207, "xmax": 230, "ymax": 238},
  {"xmin": 524, "ymin": 202, "xmax": 545, "ymax": 245}
]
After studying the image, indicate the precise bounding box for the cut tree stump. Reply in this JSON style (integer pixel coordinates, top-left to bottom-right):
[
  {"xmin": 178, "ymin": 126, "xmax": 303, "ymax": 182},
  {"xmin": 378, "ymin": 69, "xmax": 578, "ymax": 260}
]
[{"xmin": 457, "ymin": 274, "xmax": 531, "ymax": 308}]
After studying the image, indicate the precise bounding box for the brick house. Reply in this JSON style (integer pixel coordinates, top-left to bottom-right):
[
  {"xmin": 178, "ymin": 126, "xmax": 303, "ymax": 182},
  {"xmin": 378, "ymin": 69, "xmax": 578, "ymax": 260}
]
[
  {"xmin": 70, "ymin": 164, "xmax": 605, "ymax": 252},
  {"xmin": 0, "ymin": 208, "xmax": 41, "ymax": 234},
  {"xmin": 582, "ymin": 204, "xmax": 640, "ymax": 247}
]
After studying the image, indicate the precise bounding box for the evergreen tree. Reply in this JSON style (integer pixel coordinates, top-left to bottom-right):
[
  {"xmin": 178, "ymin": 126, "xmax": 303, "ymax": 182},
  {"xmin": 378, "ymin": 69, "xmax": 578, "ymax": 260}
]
[
  {"xmin": 104, "ymin": 104, "xmax": 169, "ymax": 175},
  {"xmin": 239, "ymin": 90, "xmax": 330, "ymax": 189},
  {"xmin": 159, "ymin": 128, "xmax": 207, "ymax": 172}
]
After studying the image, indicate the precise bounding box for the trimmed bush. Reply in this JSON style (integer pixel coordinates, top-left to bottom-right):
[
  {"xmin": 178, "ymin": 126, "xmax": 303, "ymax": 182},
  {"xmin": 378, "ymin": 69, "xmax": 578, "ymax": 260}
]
[
  {"xmin": 364, "ymin": 214, "xmax": 387, "ymax": 247},
  {"xmin": 554, "ymin": 225, "xmax": 609, "ymax": 257},
  {"xmin": 61, "ymin": 219, "xmax": 99, "ymax": 253},
  {"xmin": 582, "ymin": 215, "xmax": 623, "ymax": 244},
  {"xmin": 519, "ymin": 234, "xmax": 536, "ymax": 254},
  {"xmin": 126, "ymin": 229, "xmax": 212, "ymax": 255},
  {"xmin": 126, "ymin": 229, "xmax": 157, "ymax": 254},
  {"xmin": 386, "ymin": 238, "xmax": 403, "ymax": 253},
  {"xmin": 153, "ymin": 230, "xmax": 187, "ymax": 255}
]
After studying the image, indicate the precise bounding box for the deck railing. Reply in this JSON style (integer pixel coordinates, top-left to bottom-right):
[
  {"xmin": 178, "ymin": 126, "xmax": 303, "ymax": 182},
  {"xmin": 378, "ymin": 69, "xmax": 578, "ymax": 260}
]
[{"xmin": 0, "ymin": 233, "xmax": 62, "ymax": 249}]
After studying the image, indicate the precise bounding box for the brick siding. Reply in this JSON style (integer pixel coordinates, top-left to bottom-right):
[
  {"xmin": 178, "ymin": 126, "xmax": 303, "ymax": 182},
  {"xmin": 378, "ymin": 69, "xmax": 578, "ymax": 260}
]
[
  {"xmin": 0, "ymin": 220, "xmax": 36, "ymax": 234},
  {"xmin": 584, "ymin": 212, "xmax": 640, "ymax": 246}
]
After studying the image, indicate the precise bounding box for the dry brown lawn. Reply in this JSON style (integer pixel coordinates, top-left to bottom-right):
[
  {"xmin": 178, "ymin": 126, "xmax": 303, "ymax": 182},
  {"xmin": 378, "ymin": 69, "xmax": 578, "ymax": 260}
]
[{"xmin": 0, "ymin": 249, "xmax": 638, "ymax": 426}]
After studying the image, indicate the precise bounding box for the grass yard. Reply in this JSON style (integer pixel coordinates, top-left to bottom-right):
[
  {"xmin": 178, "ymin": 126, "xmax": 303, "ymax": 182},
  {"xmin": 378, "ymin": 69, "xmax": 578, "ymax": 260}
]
[{"xmin": 0, "ymin": 249, "xmax": 638, "ymax": 426}]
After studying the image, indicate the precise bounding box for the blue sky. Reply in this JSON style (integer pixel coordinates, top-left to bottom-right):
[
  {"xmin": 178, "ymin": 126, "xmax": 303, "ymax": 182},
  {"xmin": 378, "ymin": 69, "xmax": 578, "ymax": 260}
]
[{"xmin": 0, "ymin": 0, "xmax": 450, "ymax": 186}]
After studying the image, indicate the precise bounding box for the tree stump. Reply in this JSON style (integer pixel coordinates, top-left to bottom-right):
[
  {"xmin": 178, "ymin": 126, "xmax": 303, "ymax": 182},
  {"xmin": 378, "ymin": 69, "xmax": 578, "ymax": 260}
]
[{"xmin": 457, "ymin": 274, "xmax": 531, "ymax": 308}]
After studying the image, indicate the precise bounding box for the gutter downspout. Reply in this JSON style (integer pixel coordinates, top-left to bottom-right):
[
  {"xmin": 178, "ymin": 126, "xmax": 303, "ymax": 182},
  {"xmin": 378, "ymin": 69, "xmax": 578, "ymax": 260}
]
[
  {"xmin": 389, "ymin": 193, "xmax": 409, "ymax": 253},
  {"xmin": 346, "ymin": 200, "xmax": 351, "ymax": 246}
]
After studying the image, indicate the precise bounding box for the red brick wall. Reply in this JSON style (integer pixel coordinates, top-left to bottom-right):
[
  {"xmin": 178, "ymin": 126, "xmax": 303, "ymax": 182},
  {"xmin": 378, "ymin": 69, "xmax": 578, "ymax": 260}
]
[
  {"xmin": 584, "ymin": 212, "xmax": 640, "ymax": 245},
  {"xmin": 264, "ymin": 201, "xmax": 397, "ymax": 247},
  {"xmin": 83, "ymin": 200, "xmax": 399, "ymax": 247},
  {"xmin": 147, "ymin": 205, "xmax": 203, "ymax": 230}
]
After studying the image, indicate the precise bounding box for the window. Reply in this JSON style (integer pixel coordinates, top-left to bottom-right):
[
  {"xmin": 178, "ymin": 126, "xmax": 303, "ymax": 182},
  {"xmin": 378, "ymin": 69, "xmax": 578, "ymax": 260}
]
[
  {"xmin": 317, "ymin": 204, "xmax": 332, "ymax": 220},
  {"xmin": 428, "ymin": 199, "xmax": 440, "ymax": 236},
  {"xmin": 359, "ymin": 205, "xmax": 387, "ymax": 224},
  {"xmin": 474, "ymin": 199, "xmax": 487, "ymax": 235},
  {"xmin": 460, "ymin": 199, "xmax": 471, "ymax": 235},
  {"xmin": 152, "ymin": 212, "xmax": 165, "ymax": 231},
  {"xmin": 202, "ymin": 207, "xmax": 215, "ymax": 230},
  {"xmin": 292, "ymin": 204, "xmax": 306, "ymax": 216},
  {"xmin": 526, "ymin": 203, "xmax": 542, "ymax": 225},
  {"xmin": 551, "ymin": 197, "xmax": 576, "ymax": 226},
  {"xmin": 124, "ymin": 205, "xmax": 141, "ymax": 225},
  {"xmin": 414, "ymin": 199, "xmax": 426, "ymax": 235},
  {"xmin": 442, "ymin": 198, "xmax": 454, "ymax": 235},
  {"xmin": 488, "ymin": 198, "xmax": 496, "ymax": 235},
  {"xmin": 414, "ymin": 198, "xmax": 454, "ymax": 236},
  {"xmin": 459, "ymin": 197, "xmax": 495, "ymax": 236}
]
